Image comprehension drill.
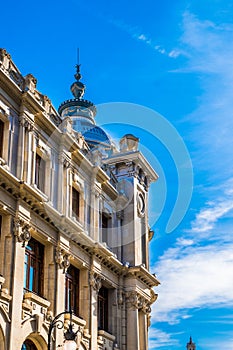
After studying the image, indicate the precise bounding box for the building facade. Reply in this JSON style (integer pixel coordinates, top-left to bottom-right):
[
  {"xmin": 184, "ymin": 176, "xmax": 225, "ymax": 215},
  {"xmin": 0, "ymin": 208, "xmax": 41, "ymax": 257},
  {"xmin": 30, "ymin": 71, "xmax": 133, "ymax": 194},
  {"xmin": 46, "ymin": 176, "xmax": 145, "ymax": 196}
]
[{"xmin": 0, "ymin": 49, "xmax": 159, "ymax": 350}]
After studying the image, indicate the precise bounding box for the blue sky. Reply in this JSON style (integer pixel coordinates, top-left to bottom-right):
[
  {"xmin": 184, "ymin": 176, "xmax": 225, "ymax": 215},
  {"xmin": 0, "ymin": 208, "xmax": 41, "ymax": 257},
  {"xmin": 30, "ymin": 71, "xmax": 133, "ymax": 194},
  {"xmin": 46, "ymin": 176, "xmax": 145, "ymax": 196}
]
[{"xmin": 2, "ymin": 0, "xmax": 233, "ymax": 349}]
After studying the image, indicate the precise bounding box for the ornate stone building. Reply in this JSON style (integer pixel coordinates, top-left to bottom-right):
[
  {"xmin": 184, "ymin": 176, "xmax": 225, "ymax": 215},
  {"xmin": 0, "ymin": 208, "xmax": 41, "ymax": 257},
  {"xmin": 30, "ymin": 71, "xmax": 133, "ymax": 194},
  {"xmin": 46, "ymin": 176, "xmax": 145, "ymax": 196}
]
[{"xmin": 0, "ymin": 48, "xmax": 159, "ymax": 350}]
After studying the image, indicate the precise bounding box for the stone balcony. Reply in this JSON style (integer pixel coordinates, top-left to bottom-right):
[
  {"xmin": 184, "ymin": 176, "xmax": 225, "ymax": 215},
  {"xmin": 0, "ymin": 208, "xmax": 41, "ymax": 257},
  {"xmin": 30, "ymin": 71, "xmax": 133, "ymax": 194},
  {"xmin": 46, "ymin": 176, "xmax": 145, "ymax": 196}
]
[{"xmin": 98, "ymin": 330, "xmax": 119, "ymax": 350}]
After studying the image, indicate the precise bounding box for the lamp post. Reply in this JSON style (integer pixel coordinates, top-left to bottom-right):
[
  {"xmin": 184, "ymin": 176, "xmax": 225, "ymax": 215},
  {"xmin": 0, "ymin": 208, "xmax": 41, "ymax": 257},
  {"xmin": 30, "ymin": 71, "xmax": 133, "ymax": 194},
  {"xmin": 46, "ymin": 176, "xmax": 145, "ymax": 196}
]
[{"xmin": 48, "ymin": 310, "xmax": 77, "ymax": 350}]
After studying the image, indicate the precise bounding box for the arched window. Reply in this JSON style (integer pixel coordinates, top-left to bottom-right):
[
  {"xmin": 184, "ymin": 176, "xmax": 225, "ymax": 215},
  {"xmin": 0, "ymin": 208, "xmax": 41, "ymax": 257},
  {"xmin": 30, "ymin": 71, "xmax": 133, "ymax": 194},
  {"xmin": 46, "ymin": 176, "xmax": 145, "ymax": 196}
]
[{"xmin": 21, "ymin": 339, "xmax": 37, "ymax": 350}]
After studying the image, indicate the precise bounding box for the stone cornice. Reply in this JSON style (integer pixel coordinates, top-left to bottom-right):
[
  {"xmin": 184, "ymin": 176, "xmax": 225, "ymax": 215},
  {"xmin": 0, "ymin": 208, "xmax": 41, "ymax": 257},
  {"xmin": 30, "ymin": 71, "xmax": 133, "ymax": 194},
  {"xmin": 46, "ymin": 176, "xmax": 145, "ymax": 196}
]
[
  {"xmin": 126, "ymin": 265, "xmax": 160, "ymax": 288},
  {"xmin": 0, "ymin": 68, "xmax": 22, "ymax": 105},
  {"xmin": 103, "ymin": 150, "xmax": 158, "ymax": 183}
]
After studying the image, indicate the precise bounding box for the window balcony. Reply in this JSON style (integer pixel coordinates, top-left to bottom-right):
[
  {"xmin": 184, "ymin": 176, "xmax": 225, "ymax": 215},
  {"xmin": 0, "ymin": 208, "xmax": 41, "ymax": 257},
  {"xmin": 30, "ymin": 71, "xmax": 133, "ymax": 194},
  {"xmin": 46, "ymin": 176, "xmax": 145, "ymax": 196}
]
[{"xmin": 98, "ymin": 330, "xmax": 119, "ymax": 350}]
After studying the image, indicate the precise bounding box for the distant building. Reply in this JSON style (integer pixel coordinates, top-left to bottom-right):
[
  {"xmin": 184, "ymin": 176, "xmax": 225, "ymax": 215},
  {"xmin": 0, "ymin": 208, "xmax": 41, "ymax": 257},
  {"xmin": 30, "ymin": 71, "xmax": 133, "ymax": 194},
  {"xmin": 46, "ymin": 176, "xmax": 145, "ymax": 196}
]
[
  {"xmin": 0, "ymin": 49, "xmax": 160, "ymax": 350},
  {"xmin": 186, "ymin": 337, "xmax": 196, "ymax": 350}
]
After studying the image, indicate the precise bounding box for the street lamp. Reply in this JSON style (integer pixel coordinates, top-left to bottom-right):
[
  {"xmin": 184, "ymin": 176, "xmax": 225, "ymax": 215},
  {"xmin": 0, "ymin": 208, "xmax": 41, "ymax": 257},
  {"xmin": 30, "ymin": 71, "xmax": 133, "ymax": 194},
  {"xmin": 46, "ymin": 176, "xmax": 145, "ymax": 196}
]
[{"xmin": 48, "ymin": 310, "xmax": 78, "ymax": 350}]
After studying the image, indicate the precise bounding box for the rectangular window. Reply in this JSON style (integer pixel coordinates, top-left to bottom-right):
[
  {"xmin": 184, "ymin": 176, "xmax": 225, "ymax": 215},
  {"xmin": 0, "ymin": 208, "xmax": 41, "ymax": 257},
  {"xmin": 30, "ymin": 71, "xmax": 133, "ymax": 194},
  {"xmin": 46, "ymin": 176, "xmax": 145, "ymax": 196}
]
[
  {"xmin": 101, "ymin": 213, "xmax": 108, "ymax": 243},
  {"xmin": 98, "ymin": 287, "xmax": 108, "ymax": 331},
  {"xmin": 35, "ymin": 153, "xmax": 45, "ymax": 192},
  {"xmin": 24, "ymin": 238, "xmax": 44, "ymax": 296},
  {"xmin": 72, "ymin": 187, "xmax": 80, "ymax": 220},
  {"xmin": 65, "ymin": 265, "xmax": 79, "ymax": 315},
  {"xmin": 0, "ymin": 120, "xmax": 4, "ymax": 158}
]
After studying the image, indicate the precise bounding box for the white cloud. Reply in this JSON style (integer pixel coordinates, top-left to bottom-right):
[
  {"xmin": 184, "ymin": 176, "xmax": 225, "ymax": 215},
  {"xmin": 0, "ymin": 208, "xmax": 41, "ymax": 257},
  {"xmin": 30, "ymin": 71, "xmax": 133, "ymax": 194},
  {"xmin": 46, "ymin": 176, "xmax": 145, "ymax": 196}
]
[
  {"xmin": 138, "ymin": 34, "xmax": 147, "ymax": 41},
  {"xmin": 168, "ymin": 49, "xmax": 181, "ymax": 58},
  {"xmin": 175, "ymin": 11, "xmax": 233, "ymax": 177},
  {"xmin": 151, "ymin": 181, "xmax": 233, "ymax": 324},
  {"xmin": 176, "ymin": 237, "xmax": 194, "ymax": 246},
  {"xmin": 108, "ymin": 17, "xmax": 180, "ymax": 57},
  {"xmin": 149, "ymin": 328, "xmax": 181, "ymax": 349},
  {"xmin": 200, "ymin": 336, "xmax": 233, "ymax": 350},
  {"xmin": 190, "ymin": 199, "xmax": 233, "ymax": 233},
  {"xmin": 152, "ymin": 243, "xmax": 233, "ymax": 324}
]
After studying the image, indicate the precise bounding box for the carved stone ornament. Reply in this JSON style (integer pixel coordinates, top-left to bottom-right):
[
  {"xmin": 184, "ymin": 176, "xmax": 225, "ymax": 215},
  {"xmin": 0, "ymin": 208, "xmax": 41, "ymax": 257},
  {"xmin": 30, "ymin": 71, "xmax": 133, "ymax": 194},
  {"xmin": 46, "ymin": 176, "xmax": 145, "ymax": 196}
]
[
  {"xmin": 117, "ymin": 289, "xmax": 124, "ymax": 306},
  {"xmin": 89, "ymin": 271, "xmax": 102, "ymax": 292},
  {"xmin": 13, "ymin": 218, "xmax": 31, "ymax": 247},
  {"xmin": 137, "ymin": 192, "xmax": 145, "ymax": 217},
  {"xmin": 63, "ymin": 158, "xmax": 71, "ymax": 169},
  {"xmin": 150, "ymin": 289, "xmax": 158, "ymax": 304},
  {"xmin": 19, "ymin": 116, "xmax": 34, "ymax": 131},
  {"xmin": 126, "ymin": 291, "xmax": 151, "ymax": 314},
  {"xmin": 55, "ymin": 247, "xmax": 71, "ymax": 273}
]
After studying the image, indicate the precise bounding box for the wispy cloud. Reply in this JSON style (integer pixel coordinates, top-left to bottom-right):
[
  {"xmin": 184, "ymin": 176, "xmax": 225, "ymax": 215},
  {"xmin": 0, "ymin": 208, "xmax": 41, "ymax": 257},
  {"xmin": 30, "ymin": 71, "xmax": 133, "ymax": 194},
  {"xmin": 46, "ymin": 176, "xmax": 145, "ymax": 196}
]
[
  {"xmin": 149, "ymin": 328, "xmax": 181, "ymax": 349},
  {"xmin": 108, "ymin": 18, "xmax": 181, "ymax": 58},
  {"xmin": 151, "ymin": 178, "xmax": 233, "ymax": 324},
  {"xmin": 152, "ymin": 243, "xmax": 233, "ymax": 324},
  {"xmin": 189, "ymin": 192, "xmax": 233, "ymax": 234},
  {"xmin": 173, "ymin": 11, "xmax": 233, "ymax": 179}
]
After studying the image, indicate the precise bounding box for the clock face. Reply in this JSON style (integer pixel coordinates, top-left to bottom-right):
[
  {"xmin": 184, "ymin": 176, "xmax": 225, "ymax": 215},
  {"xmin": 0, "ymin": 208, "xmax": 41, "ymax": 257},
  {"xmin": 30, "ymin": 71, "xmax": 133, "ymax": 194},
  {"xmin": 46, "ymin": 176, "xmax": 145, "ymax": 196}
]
[{"xmin": 137, "ymin": 193, "xmax": 145, "ymax": 216}]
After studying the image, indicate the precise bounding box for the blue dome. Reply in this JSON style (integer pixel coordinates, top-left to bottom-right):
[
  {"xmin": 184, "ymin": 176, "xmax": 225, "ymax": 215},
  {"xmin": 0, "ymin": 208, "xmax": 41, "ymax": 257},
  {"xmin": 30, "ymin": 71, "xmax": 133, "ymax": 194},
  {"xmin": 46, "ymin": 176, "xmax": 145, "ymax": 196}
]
[{"xmin": 83, "ymin": 125, "xmax": 111, "ymax": 148}]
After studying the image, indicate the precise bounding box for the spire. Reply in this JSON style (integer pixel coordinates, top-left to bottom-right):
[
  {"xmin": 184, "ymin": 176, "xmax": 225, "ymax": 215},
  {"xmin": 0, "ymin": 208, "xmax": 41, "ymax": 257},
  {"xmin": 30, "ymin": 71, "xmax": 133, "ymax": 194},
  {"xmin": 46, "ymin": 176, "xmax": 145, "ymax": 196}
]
[
  {"xmin": 70, "ymin": 62, "xmax": 85, "ymax": 99},
  {"xmin": 58, "ymin": 56, "xmax": 96, "ymax": 118},
  {"xmin": 186, "ymin": 336, "xmax": 196, "ymax": 350}
]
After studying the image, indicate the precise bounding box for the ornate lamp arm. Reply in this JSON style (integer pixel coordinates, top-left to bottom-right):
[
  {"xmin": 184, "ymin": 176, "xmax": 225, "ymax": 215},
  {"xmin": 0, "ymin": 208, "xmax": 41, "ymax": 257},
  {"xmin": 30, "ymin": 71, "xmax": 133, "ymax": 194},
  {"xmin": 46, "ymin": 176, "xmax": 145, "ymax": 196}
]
[{"xmin": 48, "ymin": 310, "xmax": 72, "ymax": 350}]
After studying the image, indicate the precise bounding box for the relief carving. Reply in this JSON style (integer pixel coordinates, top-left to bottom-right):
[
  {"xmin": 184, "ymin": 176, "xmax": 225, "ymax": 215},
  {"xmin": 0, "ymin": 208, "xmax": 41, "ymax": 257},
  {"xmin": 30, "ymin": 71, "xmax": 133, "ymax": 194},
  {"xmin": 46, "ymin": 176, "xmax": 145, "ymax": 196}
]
[
  {"xmin": 126, "ymin": 291, "xmax": 152, "ymax": 314},
  {"xmin": 55, "ymin": 247, "xmax": 71, "ymax": 273},
  {"xmin": 13, "ymin": 218, "xmax": 31, "ymax": 247},
  {"xmin": 89, "ymin": 271, "xmax": 102, "ymax": 292}
]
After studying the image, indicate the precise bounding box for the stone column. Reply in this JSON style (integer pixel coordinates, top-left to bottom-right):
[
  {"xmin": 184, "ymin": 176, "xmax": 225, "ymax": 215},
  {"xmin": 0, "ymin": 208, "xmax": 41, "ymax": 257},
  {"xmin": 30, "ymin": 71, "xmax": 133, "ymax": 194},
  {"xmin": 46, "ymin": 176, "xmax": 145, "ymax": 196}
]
[
  {"xmin": 63, "ymin": 159, "xmax": 71, "ymax": 217},
  {"xmin": 0, "ymin": 215, "xmax": 11, "ymax": 283},
  {"xmin": 54, "ymin": 247, "xmax": 70, "ymax": 349},
  {"xmin": 9, "ymin": 220, "xmax": 31, "ymax": 350},
  {"xmin": 89, "ymin": 271, "xmax": 101, "ymax": 350},
  {"xmin": 126, "ymin": 291, "xmax": 140, "ymax": 350},
  {"xmin": 139, "ymin": 310, "xmax": 148, "ymax": 350},
  {"xmin": 57, "ymin": 154, "xmax": 65, "ymax": 213},
  {"xmin": 16, "ymin": 116, "xmax": 25, "ymax": 180},
  {"xmin": 90, "ymin": 187, "xmax": 100, "ymax": 241},
  {"xmin": 79, "ymin": 269, "xmax": 90, "ymax": 329},
  {"xmin": 22, "ymin": 120, "xmax": 34, "ymax": 183}
]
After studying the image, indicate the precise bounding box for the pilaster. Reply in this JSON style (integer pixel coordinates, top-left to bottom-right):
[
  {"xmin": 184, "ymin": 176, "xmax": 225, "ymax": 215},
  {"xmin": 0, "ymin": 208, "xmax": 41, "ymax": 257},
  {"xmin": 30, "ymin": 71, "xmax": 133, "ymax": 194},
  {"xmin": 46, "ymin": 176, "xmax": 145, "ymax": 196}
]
[{"xmin": 89, "ymin": 269, "xmax": 102, "ymax": 350}]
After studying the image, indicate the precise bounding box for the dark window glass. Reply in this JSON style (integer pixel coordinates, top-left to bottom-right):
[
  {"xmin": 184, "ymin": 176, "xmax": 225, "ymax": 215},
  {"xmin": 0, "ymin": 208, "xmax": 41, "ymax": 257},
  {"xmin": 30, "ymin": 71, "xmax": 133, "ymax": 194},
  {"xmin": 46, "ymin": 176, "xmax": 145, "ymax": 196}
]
[
  {"xmin": 0, "ymin": 120, "xmax": 4, "ymax": 158},
  {"xmin": 21, "ymin": 339, "xmax": 37, "ymax": 350},
  {"xmin": 102, "ymin": 213, "xmax": 108, "ymax": 243},
  {"xmin": 98, "ymin": 287, "xmax": 108, "ymax": 331},
  {"xmin": 65, "ymin": 265, "xmax": 79, "ymax": 315},
  {"xmin": 72, "ymin": 187, "xmax": 80, "ymax": 220},
  {"xmin": 24, "ymin": 238, "xmax": 44, "ymax": 296},
  {"xmin": 35, "ymin": 153, "xmax": 45, "ymax": 191}
]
